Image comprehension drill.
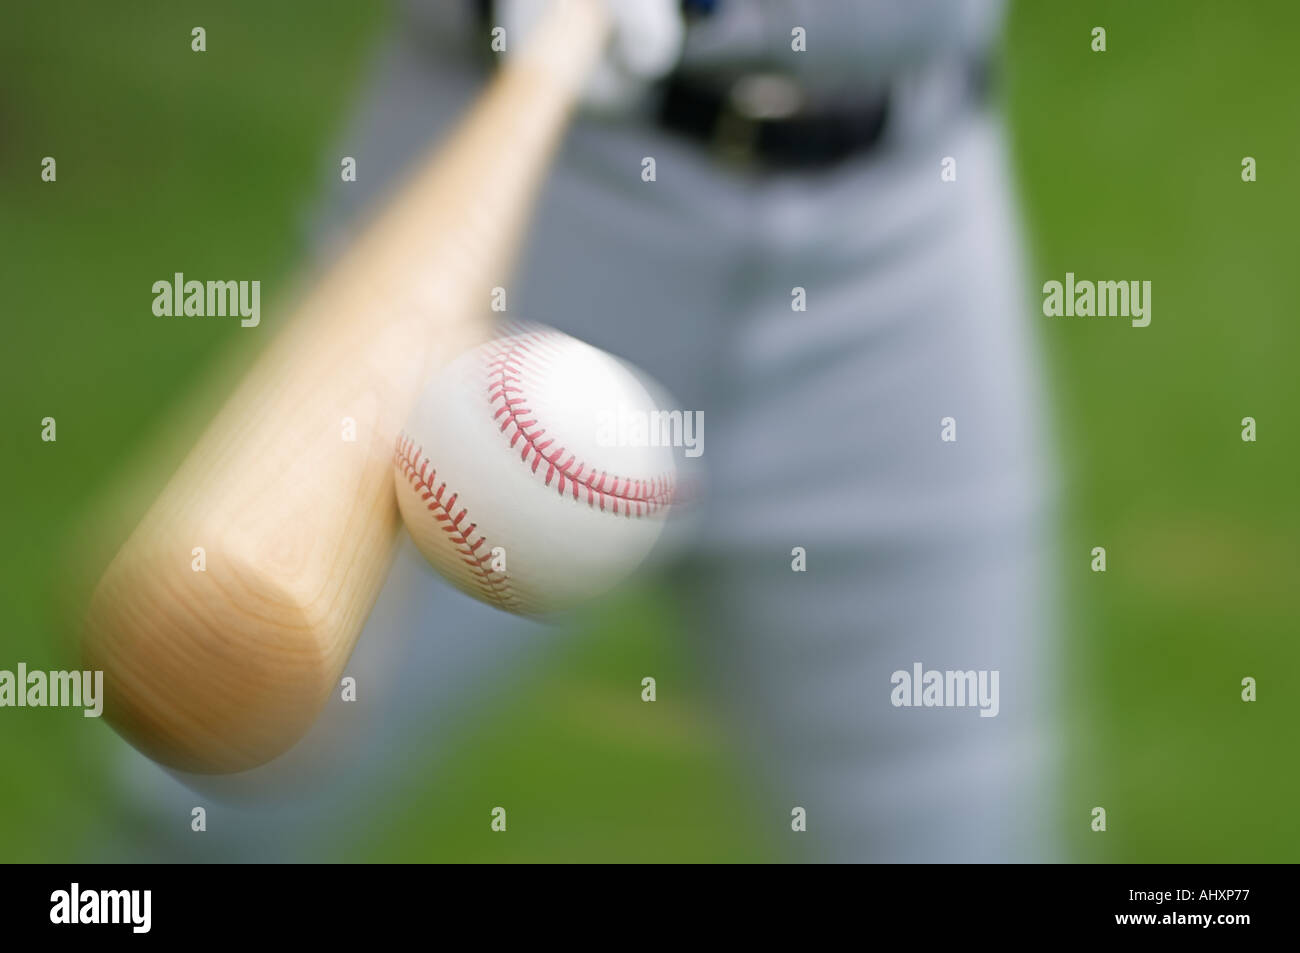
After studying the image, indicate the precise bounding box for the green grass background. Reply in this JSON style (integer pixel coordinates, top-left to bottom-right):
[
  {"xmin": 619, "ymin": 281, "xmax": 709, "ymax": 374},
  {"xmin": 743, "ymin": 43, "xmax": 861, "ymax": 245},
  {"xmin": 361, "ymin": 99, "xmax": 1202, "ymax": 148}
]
[{"xmin": 1, "ymin": 0, "xmax": 1295, "ymax": 861}]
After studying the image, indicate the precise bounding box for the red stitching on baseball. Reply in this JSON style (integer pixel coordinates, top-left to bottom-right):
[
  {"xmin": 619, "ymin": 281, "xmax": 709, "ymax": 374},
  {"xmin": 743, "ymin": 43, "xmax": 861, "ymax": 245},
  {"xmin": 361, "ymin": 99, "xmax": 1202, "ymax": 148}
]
[
  {"xmin": 395, "ymin": 434, "xmax": 522, "ymax": 612},
  {"xmin": 485, "ymin": 330, "xmax": 675, "ymax": 519}
]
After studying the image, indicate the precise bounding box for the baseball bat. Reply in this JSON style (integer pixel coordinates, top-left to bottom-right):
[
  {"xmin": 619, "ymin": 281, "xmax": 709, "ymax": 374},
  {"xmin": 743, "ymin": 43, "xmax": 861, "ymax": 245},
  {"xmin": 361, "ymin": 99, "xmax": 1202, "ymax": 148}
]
[{"xmin": 83, "ymin": 0, "xmax": 611, "ymax": 774}]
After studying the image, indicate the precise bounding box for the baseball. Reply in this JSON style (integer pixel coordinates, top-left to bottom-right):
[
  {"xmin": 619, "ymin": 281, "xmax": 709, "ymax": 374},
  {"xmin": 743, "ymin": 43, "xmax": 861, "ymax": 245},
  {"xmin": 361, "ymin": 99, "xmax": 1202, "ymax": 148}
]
[{"xmin": 394, "ymin": 323, "xmax": 678, "ymax": 615}]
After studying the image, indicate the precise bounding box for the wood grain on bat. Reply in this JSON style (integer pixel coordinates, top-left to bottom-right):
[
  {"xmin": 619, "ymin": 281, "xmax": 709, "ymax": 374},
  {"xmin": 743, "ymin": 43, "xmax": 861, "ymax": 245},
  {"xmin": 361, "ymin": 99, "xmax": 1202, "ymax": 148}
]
[{"xmin": 84, "ymin": 0, "xmax": 611, "ymax": 773}]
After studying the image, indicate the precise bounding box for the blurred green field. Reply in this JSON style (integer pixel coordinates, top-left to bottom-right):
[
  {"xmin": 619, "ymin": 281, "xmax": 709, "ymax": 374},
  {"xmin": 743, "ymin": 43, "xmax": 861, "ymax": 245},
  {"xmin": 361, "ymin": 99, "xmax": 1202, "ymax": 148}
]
[
  {"xmin": 1003, "ymin": 2, "xmax": 1300, "ymax": 861},
  {"xmin": 1, "ymin": 0, "xmax": 1296, "ymax": 862}
]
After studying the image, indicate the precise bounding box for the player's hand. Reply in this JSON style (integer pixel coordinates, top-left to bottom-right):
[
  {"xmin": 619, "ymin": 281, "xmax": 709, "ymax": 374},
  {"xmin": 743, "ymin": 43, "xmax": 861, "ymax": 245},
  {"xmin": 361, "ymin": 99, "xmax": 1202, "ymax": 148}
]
[{"xmin": 500, "ymin": 0, "xmax": 685, "ymax": 111}]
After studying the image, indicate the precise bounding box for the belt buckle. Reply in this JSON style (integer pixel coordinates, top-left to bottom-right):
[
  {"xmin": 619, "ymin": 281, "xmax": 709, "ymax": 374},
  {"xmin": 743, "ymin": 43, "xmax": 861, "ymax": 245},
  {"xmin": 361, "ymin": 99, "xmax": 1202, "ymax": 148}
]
[{"xmin": 712, "ymin": 73, "xmax": 806, "ymax": 166}]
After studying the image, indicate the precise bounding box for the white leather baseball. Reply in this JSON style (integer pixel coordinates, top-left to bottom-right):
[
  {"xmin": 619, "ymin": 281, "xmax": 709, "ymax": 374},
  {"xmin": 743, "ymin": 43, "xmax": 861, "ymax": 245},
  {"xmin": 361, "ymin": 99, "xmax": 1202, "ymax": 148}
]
[{"xmin": 394, "ymin": 323, "xmax": 677, "ymax": 615}]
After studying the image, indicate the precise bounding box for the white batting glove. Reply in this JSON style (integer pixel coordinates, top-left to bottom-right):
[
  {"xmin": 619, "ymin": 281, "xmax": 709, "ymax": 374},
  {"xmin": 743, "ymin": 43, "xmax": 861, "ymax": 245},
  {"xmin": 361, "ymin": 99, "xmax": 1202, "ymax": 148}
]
[{"xmin": 499, "ymin": 0, "xmax": 686, "ymax": 112}]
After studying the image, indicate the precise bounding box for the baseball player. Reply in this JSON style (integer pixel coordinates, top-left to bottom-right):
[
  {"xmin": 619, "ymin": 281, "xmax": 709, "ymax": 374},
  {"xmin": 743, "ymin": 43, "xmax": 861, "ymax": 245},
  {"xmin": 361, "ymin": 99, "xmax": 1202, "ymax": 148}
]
[{"xmin": 114, "ymin": 0, "xmax": 1061, "ymax": 863}]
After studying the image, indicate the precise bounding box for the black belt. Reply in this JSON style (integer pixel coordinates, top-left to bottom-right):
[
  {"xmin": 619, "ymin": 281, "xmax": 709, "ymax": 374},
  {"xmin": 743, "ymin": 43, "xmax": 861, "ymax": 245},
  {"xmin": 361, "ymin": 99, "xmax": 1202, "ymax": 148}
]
[{"xmin": 656, "ymin": 59, "xmax": 991, "ymax": 171}]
